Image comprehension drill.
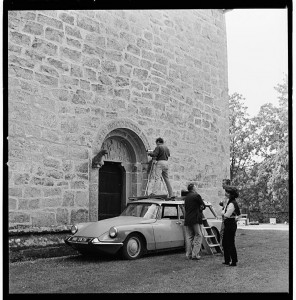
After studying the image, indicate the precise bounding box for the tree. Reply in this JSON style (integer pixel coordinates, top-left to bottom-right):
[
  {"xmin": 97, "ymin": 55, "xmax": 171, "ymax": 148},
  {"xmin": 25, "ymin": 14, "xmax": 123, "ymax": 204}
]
[
  {"xmin": 228, "ymin": 75, "xmax": 289, "ymax": 221},
  {"xmin": 229, "ymin": 93, "xmax": 255, "ymax": 181},
  {"xmin": 254, "ymin": 75, "xmax": 289, "ymax": 218},
  {"xmin": 228, "ymin": 93, "xmax": 258, "ymax": 215}
]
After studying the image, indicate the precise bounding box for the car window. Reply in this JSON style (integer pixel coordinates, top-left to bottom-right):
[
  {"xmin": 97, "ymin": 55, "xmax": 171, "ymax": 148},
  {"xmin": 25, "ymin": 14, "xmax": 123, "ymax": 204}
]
[
  {"xmin": 178, "ymin": 205, "xmax": 184, "ymax": 219},
  {"xmin": 142, "ymin": 204, "xmax": 159, "ymax": 219},
  {"xmin": 162, "ymin": 205, "xmax": 178, "ymax": 219},
  {"xmin": 121, "ymin": 203, "xmax": 159, "ymax": 219}
]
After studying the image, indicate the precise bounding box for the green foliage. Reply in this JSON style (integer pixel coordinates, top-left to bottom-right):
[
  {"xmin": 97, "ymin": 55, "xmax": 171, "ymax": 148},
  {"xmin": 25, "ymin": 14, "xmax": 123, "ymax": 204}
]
[
  {"xmin": 229, "ymin": 75, "xmax": 289, "ymax": 221},
  {"xmin": 228, "ymin": 93, "xmax": 256, "ymax": 181}
]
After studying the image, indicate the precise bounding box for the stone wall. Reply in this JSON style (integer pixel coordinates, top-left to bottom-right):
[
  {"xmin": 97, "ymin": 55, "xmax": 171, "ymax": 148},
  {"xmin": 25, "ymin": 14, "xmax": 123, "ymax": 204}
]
[{"xmin": 8, "ymin": 9, "xmax": 230, "ymax": 233}]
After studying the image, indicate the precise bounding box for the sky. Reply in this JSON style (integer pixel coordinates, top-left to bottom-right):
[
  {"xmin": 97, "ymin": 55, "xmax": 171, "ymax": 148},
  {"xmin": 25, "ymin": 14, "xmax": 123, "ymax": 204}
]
[{"xmin": 225, "ymin": 9, "xmax": 288, "ymax": 117}]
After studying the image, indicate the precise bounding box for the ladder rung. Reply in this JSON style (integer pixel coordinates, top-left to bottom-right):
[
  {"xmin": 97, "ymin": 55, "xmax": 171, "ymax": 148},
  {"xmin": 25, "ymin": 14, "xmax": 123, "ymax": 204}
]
[
  {"xmin": 203, "ymin": 226, "xmax": 211, "ymax": 229},
  {"xmin": 204, "ymin": 235, "xmax": 215, "ymax": 238},
  {"xmin": 209, "ymin": 243, "xmax": 221, "ymax": 247}
]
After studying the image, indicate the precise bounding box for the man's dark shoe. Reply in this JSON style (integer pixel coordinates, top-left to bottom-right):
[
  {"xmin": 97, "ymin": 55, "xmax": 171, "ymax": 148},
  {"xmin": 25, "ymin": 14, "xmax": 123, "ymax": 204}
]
[
  {"xmin": 222, "ymin": 262, "xmax": 230, "ymax": 265},
  {"xmin": 229, "ymin": 262, "xmax": 237, "ymax": 266},
  {"xmin": 192, "ymin": 255, "xmax": 201, "ymax": 260}
]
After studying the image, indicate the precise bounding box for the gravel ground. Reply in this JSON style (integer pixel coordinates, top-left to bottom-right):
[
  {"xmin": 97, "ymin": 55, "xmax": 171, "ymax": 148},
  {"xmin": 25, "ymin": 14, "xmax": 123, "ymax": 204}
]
[{"xmin": 8, "ymin": 228, "xmax": 290, "ymax": 294}]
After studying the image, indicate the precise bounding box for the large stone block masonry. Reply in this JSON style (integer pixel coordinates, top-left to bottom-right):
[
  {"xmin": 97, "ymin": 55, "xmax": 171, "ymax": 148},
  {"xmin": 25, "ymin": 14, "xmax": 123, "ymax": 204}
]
[{"xmin": 8, "ymin": 10, "xmax": 230, "ymax": 235}]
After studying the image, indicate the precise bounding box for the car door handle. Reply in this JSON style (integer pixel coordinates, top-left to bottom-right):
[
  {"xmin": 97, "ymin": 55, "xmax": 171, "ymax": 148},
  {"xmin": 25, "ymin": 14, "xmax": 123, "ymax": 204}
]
[{"xmin": 176, "ymin": 221, "xmax": 182, "ymax": 225}]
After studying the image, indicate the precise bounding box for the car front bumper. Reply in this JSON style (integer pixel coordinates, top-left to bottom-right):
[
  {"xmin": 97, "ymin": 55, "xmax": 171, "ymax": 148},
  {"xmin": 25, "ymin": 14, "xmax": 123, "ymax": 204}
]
[{"xmin": 64, "ymin": 236, "xmax": 123, "ymax": 255}]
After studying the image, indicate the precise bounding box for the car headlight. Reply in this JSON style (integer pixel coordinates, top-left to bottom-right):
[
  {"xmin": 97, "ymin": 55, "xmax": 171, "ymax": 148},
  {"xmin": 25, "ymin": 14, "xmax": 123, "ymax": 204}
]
[
  {"xmin": 71, "ymin": 225, "xmax": 78, "ymax": 234},
  {"xmin": 109, "ymin": 227, "xmax": 118, "ymax": 238}
]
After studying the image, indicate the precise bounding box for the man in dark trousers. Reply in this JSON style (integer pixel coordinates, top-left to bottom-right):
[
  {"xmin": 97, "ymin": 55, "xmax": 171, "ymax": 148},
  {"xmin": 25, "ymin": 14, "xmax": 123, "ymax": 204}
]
[
  {"xmin": 148, "ymin": 137, "xmax": 174, "ymax": 198},
  {"xmin": 184, "ymin": 183, "xmax": 205, "ymax": 260}
]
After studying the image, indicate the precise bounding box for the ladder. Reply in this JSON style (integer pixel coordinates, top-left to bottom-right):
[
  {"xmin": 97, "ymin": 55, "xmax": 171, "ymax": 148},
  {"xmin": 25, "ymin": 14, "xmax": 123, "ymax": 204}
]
[{"xmin": 201, "ymin": 215, "xmax": 223, "ymax": 255}]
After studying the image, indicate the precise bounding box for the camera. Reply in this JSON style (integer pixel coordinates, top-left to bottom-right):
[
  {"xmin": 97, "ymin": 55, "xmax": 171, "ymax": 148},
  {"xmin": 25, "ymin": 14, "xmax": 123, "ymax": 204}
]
[
  {"xmin": 219, "ymin": 201, "xmax": 224, "ymax": 207},
  {"xmin": 146, "ymin": 149, "xmax": 153, "ymax": 155}
]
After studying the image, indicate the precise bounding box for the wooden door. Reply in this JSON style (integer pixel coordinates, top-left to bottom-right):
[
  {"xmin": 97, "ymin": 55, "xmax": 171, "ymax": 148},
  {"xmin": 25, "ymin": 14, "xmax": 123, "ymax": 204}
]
[{"xmin": 98, "ymin": 162, "xmax": 123, "ymax": 220}]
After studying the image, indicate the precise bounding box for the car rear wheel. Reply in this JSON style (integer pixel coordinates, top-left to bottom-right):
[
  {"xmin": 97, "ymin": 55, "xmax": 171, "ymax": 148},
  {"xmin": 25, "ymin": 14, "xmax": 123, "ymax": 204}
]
[{"xmin": 122, "ymin": 233, "xmax": 144, "ymax": 260}]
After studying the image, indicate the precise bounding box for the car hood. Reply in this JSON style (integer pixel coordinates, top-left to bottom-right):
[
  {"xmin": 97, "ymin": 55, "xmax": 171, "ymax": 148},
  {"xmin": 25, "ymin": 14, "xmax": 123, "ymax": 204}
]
[{"xmin": 75, "ymin": 216, "xmax": 156, "ymax": 237}]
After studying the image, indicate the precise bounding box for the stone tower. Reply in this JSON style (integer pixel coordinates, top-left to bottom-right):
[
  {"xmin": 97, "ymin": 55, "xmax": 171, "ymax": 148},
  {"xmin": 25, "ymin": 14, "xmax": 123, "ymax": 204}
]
[{"xmin": 8, "ymin": 10, "xmax": 230, "ymax": 237}]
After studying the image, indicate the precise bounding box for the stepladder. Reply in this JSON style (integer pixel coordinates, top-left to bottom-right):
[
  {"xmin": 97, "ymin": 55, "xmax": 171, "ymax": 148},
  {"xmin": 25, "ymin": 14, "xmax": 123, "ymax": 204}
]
[
  {"xmin": 201, "ymin": 214, "xmax": 223, "ymax": 255},
  {"xmin": 144, "ymin": 160, "xmax": 168, "ymax": 196}
]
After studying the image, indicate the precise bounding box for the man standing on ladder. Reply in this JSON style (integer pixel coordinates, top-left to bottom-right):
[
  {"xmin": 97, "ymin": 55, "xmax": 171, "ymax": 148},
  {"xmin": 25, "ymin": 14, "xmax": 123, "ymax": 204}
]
[{"xmin": 148, "ymin": 137, "xmax": 174, "ymax": 199}]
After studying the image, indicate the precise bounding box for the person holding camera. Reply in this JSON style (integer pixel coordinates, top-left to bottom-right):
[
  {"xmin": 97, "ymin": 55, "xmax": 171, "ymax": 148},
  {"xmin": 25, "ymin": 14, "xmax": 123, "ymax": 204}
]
[
  {"xmin": 219, "ymin": 179, "xmax": 234, "ymax": 244},
  {"xmin": 221, "ymin": 185, "xmax": 241, "ymax": 266},
  {"xmin": 184, "ymin": 183, "xmax": 206, "ymax": 260},
  {"xmin": 147, "ymin": 137, "xmax": 174, "ymax": 199}
]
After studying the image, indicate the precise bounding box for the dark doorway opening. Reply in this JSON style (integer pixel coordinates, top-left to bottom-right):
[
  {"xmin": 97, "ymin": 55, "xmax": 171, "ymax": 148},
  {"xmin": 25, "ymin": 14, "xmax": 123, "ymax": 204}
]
[{"xmin": 99, "ymin": 162, "xmax": 124, "ymax": 220}]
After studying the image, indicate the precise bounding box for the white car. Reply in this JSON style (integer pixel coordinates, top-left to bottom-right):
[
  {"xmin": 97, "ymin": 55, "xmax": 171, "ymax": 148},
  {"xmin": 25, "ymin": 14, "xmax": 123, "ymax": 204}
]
[{"xmin": 65, "ymin": 195, "xmax": 222, "ymax": 260}]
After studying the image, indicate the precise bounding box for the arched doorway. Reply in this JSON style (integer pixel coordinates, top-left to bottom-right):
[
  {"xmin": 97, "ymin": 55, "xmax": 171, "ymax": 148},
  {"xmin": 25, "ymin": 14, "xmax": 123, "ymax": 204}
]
[
  {"xmin": 98, "ymin": 162, "xmax": 125, "ymax": 220},
  {"xmin": 89, "ymin": 119, "xmax": 152, "ymax": 222}
]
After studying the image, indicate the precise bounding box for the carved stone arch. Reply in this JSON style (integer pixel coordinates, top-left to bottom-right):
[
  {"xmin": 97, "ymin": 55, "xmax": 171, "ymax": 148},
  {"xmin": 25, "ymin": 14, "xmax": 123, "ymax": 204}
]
[
  {"xmin": 92, "ymin": 118, "xmax": 151, "ymax": 155},
  {"xmin": 89, "ymin": 119, "xmax": 152, "ymax": 221}
]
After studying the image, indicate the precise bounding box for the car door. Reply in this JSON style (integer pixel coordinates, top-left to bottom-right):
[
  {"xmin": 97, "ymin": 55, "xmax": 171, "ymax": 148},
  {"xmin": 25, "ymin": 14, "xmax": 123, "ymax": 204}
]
[{"xmin": 152, "ymin": 204, "xmax": 185, "ymax": 249}]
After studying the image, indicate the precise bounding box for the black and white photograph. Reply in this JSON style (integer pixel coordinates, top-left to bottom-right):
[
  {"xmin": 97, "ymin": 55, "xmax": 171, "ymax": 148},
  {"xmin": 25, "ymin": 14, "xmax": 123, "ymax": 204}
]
[{"xmin": 3, "ymin": 0, "xmax": 291, "ymax": 296}]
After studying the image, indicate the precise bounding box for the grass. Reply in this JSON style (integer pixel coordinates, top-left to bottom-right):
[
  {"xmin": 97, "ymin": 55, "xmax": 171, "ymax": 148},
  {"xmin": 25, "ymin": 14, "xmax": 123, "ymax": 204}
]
[{"xmin": 8, "ymin": 228, "xmax": 290, "ymax": 293}]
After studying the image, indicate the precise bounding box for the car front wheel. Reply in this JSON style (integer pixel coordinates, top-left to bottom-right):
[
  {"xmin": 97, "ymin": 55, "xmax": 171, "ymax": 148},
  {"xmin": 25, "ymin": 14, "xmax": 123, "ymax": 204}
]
[{"xmin": 122, "ymin": 233, "xmax": 144, "ymax": 260}]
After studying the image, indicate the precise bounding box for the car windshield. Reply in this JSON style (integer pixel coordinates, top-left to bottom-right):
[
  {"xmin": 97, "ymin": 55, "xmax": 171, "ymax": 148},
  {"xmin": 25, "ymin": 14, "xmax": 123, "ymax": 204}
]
[{"xmin": 121, "ymin": 203, "xmax": 159, "ymax": 219}]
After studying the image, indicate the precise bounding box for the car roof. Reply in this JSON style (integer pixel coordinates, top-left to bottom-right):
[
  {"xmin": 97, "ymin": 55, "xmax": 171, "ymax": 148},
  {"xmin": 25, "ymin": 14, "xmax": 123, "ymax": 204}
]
[
  {"xmin": 131, "ymin": 199, "xmax": 184, "ymax": 205},
  {"xmin": 128, "ymin": 196, "xmax": 212, "ymax": 206}
]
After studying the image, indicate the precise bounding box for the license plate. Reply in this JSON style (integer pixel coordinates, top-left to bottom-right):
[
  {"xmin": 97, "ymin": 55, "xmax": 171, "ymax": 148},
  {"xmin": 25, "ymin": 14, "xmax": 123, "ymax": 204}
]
[{"xmin": 71, "ymin": 236, "xmax": 89, "ymax": 243}]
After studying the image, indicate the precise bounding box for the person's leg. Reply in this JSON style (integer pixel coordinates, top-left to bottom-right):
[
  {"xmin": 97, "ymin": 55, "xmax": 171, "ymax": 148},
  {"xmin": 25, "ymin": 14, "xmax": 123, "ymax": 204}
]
[
  {"xmin": 222, "ymin": 224, "xmax": 231, "ymax": 264},
  {"xmin": 191, "ymin": 223, "xmax": 203, "ymax": 259},
  {"xmin": 161, "ymin": 161, "xmax": 173, "ymax": 197},
  {"xmin": 184, "ymin": 225, "xmax": 194, "ymax": 259},
  {"xmin": 228, "ymin": 223, "xmax": 238, "ymax": 265},
  {"xmin": 151, "ymin": 162, "xmax": 162, "ymax": 195},
  {"xmin": 220, "ymin": 219, "xmax": 225, "ymax": 246}
]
